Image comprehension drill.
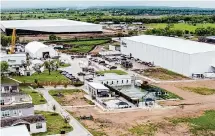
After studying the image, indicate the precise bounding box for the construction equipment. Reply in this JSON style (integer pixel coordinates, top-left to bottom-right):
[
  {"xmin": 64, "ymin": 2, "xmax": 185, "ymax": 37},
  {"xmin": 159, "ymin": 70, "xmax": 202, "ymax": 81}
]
[{"xmin": 10, "ymin": 28, "xmax": 16, "ymax": 54}]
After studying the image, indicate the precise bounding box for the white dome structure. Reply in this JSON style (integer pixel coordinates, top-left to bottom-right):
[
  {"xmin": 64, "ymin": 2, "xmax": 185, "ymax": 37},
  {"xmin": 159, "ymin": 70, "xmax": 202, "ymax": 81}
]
[{"xmin": 25, "ymin": 41, "xmax": 57, "ymax": 59}]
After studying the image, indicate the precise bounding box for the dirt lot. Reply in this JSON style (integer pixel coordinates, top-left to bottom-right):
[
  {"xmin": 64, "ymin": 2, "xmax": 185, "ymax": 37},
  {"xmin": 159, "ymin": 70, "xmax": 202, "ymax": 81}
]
[
  {"xmin": 142, "ymin": 68, "xmax": 190, "ymax": 81},
  {"xmin": 55, "ymin": 91, "xmax": 93, "ymax": 106},
  {"xmin": 19, "ymin": 30, "xmax": 116, "ymax": 41},
  {"xmin": 65, "ymin": 80, "xmax": 215, "ymax": 136}
]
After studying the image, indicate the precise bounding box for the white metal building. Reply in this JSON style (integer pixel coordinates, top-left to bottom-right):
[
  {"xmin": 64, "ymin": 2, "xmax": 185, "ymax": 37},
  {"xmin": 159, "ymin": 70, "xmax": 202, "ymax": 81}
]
[
  {"xmin": 25, "ymin": 41, "xmax": 57, "ymax": 59},
  {"xmin": 0, "ymin": 54, "xmax": 26, "ymax": 66},
  {"xmin": 94, "ymin": 73, "xmax": 132, "ymax": 86},
  {"xmin": 121, "ymin": 35, "xmax": 215, "ymax": 77},
  {"xmin": 0, "ymin": 19, "xmax": 102, "ymax": 35},
  {"xmin": 88, "ymin": 82, "xmax": 109, "ymax": 98}
]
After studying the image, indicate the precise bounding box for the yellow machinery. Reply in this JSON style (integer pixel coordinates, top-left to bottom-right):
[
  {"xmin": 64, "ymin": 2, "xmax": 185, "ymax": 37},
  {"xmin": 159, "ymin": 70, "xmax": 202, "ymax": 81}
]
[{"xmin": 10, "ymin": 28, "xmax": 16, "ymax": 54}]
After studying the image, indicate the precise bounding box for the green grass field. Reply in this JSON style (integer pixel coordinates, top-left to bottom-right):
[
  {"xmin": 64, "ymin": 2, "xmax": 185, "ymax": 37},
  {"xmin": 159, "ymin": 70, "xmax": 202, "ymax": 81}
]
[
  {"xmin": 170, "ymin": 110, "xmax": 215, "ymax": 135},
  {"xmin": 146, "ymin": 23, "xmax": 215, "ymax": 32},
  {"xmin": 1, "ymin": 77, "xmax": 17, "ymax": 84},
  {"xmin": 33, "ymin": 111, "xmax": 73, "ymax": 136},
  {"xmin": 182, "ymin": 87, "xmax": 215, "ymax": 95},
  {"xmin": 96, "ymin": 70, "xmax": 128, "ymax": 75},
  {"xmin": 20, "ymin": 86, "xmax": 46, "ymax": 105},
  {"xmin": 13, "ymin": 70, "xmax": 69, "ymax": 84}
]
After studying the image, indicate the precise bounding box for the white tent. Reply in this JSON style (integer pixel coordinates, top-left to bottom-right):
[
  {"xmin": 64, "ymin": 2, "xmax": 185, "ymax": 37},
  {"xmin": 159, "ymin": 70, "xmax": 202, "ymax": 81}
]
[{"xmin": 25, "ymin": 41, "xmax": 57, "ymax": 59}]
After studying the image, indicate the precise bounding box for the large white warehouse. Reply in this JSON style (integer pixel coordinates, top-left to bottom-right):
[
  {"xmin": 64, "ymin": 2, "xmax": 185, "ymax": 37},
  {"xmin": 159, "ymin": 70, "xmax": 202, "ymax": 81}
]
[
  {"xmin": 0, "ymin": 19, "xmax": 102, "ymax": 35},
  {"xmin": 121, "ymin": 35, "xmax": 215, "ymax": 77},
  {"xmin": 25, "ymin": 41, "xmax": 58, "ymax": 59}
]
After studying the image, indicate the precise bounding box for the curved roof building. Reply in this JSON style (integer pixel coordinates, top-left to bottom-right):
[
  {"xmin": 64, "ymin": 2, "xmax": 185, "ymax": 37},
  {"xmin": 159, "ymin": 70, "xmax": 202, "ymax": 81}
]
[{"xmin": 25, "ymin": 41, "xmax": 57, "ymax": 59}]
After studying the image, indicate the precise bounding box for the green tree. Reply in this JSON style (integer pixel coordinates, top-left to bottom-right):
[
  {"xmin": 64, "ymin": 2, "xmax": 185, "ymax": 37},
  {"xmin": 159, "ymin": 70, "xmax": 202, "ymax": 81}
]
[
  {"xmin": 49, "ymin": 34, "xmax": 57, "ymax": 41},
  {"xmin": 1, "ymin": 34, "xmax": 11, "ymax": 47},
  {"xmin": 1, "ymin": 61, "xmax": 9, "ymax": 73}
]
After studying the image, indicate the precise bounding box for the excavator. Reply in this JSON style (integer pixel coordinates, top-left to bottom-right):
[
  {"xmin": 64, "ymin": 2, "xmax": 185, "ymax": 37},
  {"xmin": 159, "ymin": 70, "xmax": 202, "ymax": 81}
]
[{"xmin": 8, "ymin": 28, "xmax": 16, "ymax": 54}]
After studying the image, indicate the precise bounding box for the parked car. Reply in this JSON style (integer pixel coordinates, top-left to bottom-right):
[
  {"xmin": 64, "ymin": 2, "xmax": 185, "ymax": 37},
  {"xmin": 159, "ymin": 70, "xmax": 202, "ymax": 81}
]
[
  {"xmin": 110, "ymin": 66, "xmax": 117, "ymax": 70},
  {"xmin": 78, "ymin": 72, "xmax": 86, "ymax": 76}
]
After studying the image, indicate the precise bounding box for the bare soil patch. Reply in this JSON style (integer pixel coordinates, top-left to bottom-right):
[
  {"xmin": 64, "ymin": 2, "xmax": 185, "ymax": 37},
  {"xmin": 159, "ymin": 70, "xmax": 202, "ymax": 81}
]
[{"xmin": 143, "ymin": 68, "xmax": 190, "ymax": 81}]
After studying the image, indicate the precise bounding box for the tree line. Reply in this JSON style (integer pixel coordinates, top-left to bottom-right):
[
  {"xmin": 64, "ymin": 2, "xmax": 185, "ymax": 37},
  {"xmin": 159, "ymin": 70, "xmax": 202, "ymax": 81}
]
[
  {"xmin": 87, "ymin": 15, "xmax": 215, "ymax": 24},
  {"xmin": 145, "ymin": 25, "xmax": 215, "ymax": 37}
]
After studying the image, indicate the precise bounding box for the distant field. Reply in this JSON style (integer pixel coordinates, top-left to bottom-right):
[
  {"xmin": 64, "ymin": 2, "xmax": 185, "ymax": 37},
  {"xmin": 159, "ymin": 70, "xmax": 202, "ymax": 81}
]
[{"xmin": 146, "ymin": 23, "xmax": 215, "ymax": 32}]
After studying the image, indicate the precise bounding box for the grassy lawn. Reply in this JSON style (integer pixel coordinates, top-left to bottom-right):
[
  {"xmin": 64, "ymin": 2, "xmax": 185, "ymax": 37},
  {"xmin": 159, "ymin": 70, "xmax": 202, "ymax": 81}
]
[
  {"xmin": 64, "ymin": 39, "xmax": 110, "ymax": 53},
  {"xmin": 129, "ymin": 123, "xmax": 158, "ymax": 136},
  {"xmin": 20, "ymin": 86, "xmax": 46, "ymax": 105},
  {"xmin": 143, "ymin": 68, "xmax": 189, "ymax": 81},
  {"xmin": 1, "ymin": 77, "xmax": 18, "ymax": 84},
  {"xmin": 59, "ymin": 63, "xmax": 71, "ymax": 68},
  {"xmin": 96, "ymin": 70, "xmax": 128, "ymax": 75},
  {"xmin": 170, "ymin": 110, "xmax": 215, "ymax": 136},
  {"xmin": 12, "ymin": 70, "xmax": 70, "ymax": 84},
  {"xmin": 33, "ymin": 111, "xmax": 73, "ymax": 136},
  {"xmin": 146, "ymin": 23, "xmax": 215, "ymax": 32},
  {"xmin": 182, "ymin": 87, "xmax": 215, "ymax": 95}
]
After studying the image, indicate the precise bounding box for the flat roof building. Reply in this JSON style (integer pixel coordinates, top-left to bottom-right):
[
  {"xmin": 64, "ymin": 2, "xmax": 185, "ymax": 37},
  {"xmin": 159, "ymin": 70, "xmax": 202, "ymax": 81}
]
[
  {"xmin": 0, "ymin": 125, "xmax": 30, "ymax": 136},
  {"xmin": 0, "ymin": 19, "xmax": 102, "ymax": 35},
  {"xmin": 121, "ymin": 35, "xmax": 215, "ymax": 77}
]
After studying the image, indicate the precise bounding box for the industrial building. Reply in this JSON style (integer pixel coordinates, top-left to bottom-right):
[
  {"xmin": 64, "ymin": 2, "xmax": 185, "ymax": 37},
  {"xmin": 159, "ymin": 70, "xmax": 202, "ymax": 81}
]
[
  {"xmin": 0, "ymin": 53, "xmax": 26, "ymax": 66},
  {"xmin": 121, "ymin": 35, "xmax": 215, "ymax": 77},
  {"xmin": 25, "ymin": 41, "xmax": 58, "ymax": 59},
  {"xmin": 94, "ymin": 73, "xmax": 132, "ymax": 86},
  {"xmin": 0, "ymin": 19, "xmax": 102, "ymax": 35}
]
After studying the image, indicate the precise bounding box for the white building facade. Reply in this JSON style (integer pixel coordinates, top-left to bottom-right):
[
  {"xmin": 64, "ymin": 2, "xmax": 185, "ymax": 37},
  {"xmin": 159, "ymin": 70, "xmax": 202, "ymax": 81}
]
[
  {"xmin": 94, "ymin": 73, "xmax": 132, "ymax": 86},
  {"xmin": 88, "ymin": 82, "xmax": 110, "ymax": 98},
  {"xmin": 121, "ymin": 35, "xmax": 215, "ymax": 77},
  {"xmin": 0, "ymin": 54, "xmax": 26, "ymax": 66}
]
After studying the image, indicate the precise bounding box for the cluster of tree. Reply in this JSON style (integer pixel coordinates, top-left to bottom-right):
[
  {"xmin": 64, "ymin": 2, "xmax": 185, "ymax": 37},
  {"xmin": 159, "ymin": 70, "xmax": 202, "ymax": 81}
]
[
  {"xmin": 49, "ymin": 34, "xmax": 61, "ymax": 41},
  {"xmin": 0, "ymin": 61, "xmax": 9, "ymax": 73},
  {"xmin": 195, "ymin": 27, "xmax": 215, "ymax": 36},
  {"xmin": 145, "ymin": 25, "xmax": 215, "ymax": 37},
  {"xmin": 1, "ymin": 34, "xmax": 12, "ymax": 47},
  {"xmin": 93, "ymin": 7, "xmax": 215, "ymax": 15},
  {"xmin": 145, "ymin": 24, "xmax": 184, "ymax": 37}
]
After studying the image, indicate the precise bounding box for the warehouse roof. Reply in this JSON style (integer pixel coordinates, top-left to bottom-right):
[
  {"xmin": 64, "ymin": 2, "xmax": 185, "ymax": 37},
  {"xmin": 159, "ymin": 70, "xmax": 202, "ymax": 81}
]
[
  {"xmin": 0, "ymin": 19, "xmax": 98, "ymax": 28},
  {"xmin": 88, "ymin": 82, "xmax": 109, "ymax": 90},
  {"xmin": 124, "ymin": 35, "xmax": 215, "ymax": 54}
]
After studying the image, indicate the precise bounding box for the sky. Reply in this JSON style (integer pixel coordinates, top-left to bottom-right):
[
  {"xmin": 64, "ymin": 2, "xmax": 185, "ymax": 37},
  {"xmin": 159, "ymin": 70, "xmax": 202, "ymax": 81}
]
[{"xmin": 1, "ymin": 0, "xmax": 215, "ymax": 9}]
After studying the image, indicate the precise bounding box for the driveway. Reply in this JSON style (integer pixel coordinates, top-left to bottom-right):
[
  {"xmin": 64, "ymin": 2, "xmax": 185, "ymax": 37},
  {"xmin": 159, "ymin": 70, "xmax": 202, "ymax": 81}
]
[{"xmin": 37, "ymin": 88, "xmax": 92, "ymax": 136}]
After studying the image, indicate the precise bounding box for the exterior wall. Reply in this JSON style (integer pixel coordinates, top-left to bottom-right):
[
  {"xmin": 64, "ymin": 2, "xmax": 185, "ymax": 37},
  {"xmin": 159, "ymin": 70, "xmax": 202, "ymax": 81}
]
[
  {"xmin": 1, "ymin": 94, "xmax": 32, "ymax": 105},
  {"xmin": 1, "ymin": 107, "xmax": 34, "ymax": 118},
  {"xmin": 190, "ymin": 51, "xmax": 215, "ymax": 74},
  {"xmin": 121, "ymin": 38, "xmax": 191, "ymax": 76},
  {"xmin": 29, "ymin": 122, "xmax": 47, "ymax": 134},
  {"xmin": 34, "ymin": 47, "xmax": 58, "ymax": 59},
  {"xmin": 88, "ymin": 85, "xmax": 109, "ymax": 97},
  {"xmin": 0, "ymin": 55, "xmax": 26, "ymax": 66},
  {"xmin": 1, "ymin": 86, "xmax": 19, "ymax": 93},
  {"xmin": 95, "ymin": 78, "xmax": 132, "ymax": 86}
]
